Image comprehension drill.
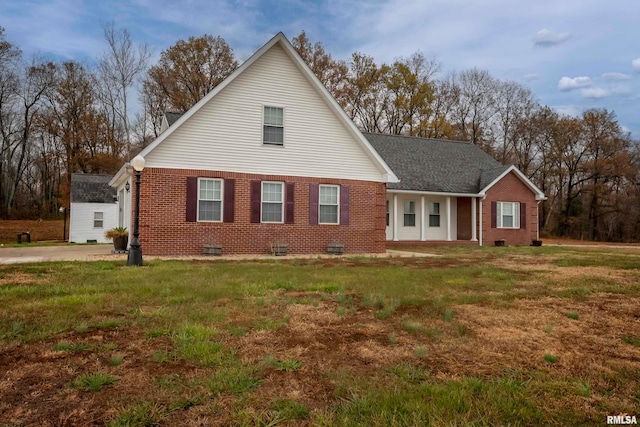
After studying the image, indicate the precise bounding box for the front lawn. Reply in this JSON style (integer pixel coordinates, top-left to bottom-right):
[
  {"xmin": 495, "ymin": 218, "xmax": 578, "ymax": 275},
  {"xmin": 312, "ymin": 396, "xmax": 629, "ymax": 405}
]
[{"xmin": 1, "ymin": 246, "xmax": 639, "ymax": 425}]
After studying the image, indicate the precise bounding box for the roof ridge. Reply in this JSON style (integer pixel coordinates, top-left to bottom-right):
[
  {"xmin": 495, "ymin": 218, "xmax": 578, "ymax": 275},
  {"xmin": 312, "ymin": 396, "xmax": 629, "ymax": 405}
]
[{"xmin": 363, "ymin": 132, "xmax": 472, "ymax": 145}]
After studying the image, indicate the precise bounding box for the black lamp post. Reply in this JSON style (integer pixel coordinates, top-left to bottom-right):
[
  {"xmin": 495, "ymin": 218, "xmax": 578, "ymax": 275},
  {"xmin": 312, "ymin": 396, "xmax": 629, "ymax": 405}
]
[
  {"xmin": 127, "ymin": 155, "xmax": 145, "ymax": 266},
  {"xmin": 59, "ymin": 206, "xmax": 67, "ymax": 241}
]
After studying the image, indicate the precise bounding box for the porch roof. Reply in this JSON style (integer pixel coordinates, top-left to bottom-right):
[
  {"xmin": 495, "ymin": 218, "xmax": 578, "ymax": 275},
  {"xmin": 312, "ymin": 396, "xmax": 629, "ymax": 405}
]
[{"xmin": 364, "ymin": 133, "xmax": 508, "ymax": 194}]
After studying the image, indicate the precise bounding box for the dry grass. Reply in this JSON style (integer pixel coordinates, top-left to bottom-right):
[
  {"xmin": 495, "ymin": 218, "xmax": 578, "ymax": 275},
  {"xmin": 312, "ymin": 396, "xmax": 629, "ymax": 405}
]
[
  {"xmin": 1, "ymin": 247, "xmax": 639, "ymax": 425},
  {"xmin": 0, "ymin": 219, "xmax": 66, "ymax": 243}
]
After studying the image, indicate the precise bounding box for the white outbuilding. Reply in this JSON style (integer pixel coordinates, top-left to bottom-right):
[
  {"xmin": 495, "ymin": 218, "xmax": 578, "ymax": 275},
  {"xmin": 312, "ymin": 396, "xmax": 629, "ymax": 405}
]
[{"xmin": 69, "ymin": 174, "xmax": 118, "ymax": 243}]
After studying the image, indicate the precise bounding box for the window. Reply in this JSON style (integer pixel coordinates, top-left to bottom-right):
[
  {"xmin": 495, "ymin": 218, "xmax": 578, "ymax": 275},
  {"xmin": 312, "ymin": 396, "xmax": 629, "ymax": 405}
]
[
  {"xmin": 403, "ymin": 201, "xmax": 415, "ymax": 227},
  {"xmin": 497, "ymin": 202, "xmax": 520, "ymax": 228},
  {"xmin": 319, "ymin": 185, "xmax": 339, "ymax": 224},
  {"xmin": 429, "ymin": 202, "xmax": 440, "ymax": 227},
  {"xmin": 93, "ymin": 212, "xmax": 103, "ymax": 228},
  {"xmin": 198, "ymin": 179, "xmax": 223, "ymax": 221},
  {"xmin": 386, "ymin": 200, "xmax": 390, "ymax": 226},
  {"xmin": 262, "ymin": 181, "xmax": 284, "ymax": 222},
  {"xmin": 263, "ymin": 106, "xmax": 283, "ymax": 145}
]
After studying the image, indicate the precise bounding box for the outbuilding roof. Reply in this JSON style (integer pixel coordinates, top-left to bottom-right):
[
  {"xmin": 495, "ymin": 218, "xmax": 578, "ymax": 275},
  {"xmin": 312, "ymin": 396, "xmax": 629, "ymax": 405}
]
[
  {"xmin": 70, "ymin": 173, "xmax": 116, "ymax": 203},
  {"xmin": 364, "ymin": 133, "xmax": 508, "ymax": 194},
  {"xmin": 164, "ymin": 111, "xmax": 184, "ymax": 127}
]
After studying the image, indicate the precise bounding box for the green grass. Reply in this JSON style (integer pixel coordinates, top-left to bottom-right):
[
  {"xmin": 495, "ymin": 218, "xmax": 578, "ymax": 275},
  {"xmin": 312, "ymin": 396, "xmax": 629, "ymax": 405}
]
[
  {"xmin": 2, "ymin": 246, "xmax": 640, "ymax": 425},
  {"xmin": 109, "ymin": 355, "xmax": 124, "ymax": 366},
  {"xmin": 566, "ymin": 312, "xmax": 579, "ymax": 320},
  {"xmin": 622, "ymin": 336, "xmax": 640, "ymax": 347},
  {"xmin": 72, "ymin": 372, "xmax": 117, "ymax": 392},
  {"xmin": 53, "ymin": 341, "xmax": 90, "ymax": 352},
  {"xmin": 107, "ymin": 401, "xmax": 167, "ymax": 427}
]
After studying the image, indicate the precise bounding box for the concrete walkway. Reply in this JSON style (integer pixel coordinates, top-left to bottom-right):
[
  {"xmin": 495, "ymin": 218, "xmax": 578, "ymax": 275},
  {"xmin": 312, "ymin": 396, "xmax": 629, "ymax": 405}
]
[
  {"xmin": 0, "ymin": 245, "xmax": 114, "ymax": 264},
  {"xmin": 0, "ymin": 245, "xmax": 433, "ymax": 264}
]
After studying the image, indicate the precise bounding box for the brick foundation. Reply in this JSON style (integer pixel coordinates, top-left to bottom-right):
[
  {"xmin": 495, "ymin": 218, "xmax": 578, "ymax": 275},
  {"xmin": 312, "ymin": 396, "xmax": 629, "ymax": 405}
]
[{"xmin": 134, "ymin": 168, "xmax": 386, "ymax": 256}]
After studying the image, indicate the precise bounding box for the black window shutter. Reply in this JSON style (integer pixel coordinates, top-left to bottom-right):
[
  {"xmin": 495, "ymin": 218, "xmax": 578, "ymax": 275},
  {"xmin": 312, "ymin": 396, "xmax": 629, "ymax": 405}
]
[
  {"xmin": 285, "ymin": 182, "xmax": 295, "ymax": 224},
  {"xmin": 309, "ymin": 183, "xmax": 319, "ymax": 225},
  {"xmin": 491, "ymin": 201, "xmax": 497, "ymax": 228},
  {"xmin": 223, "ymin": 179, "xmax": 235, "ymax": 223},
  {"xmin": 340, "ymin": 185, "xmax": 350, "ymax": 226},
  {"xmin": 186, "ymin": 177, "xmax": 198, "ymax": 222},
  {"xmin": 250, "ymin": 180, "xmax": 261, "ymax": 223},
  {"xmin": 520, "ymin": 202, "xmax": 526, "ymax": 229}
]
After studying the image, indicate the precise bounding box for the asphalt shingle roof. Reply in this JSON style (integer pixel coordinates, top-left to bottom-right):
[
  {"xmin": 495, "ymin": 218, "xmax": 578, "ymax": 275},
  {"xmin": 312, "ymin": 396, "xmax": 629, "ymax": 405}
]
[
  {"xmin": 365, "ymin": 133, "xmax": 508, "ymax": 194},
  {"xmin": 165, "ymin": 111, "xmax": 184, "ymax": 127},
  {"xmin": 70, "ymin": 174, "xmax": 116, "ymax": 203}
]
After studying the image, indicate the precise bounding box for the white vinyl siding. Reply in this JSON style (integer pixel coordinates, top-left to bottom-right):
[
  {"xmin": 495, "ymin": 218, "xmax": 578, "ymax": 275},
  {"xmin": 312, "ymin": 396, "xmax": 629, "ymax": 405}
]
[
  {"xmin": 198, "ymin": 179, "xmax": 223, "ymax": 222},
  {"xmin": 263, "ymin": 106, "xmax": 284, "ymax": 145},
  {"xmin": 319, "ymin": 184, "xmax": 339, "ymax": 224},
  {"xmin": 145, "ymin": 44, "xmax": 385, "ymax": 182},
  {"xmin": 497, "ymin": 202, "xmax": 520, "ymax": 228},
  {"xmin": 262, "ymin": 181, "xmax": 284, "ymax": 223},
  {"xmin": 69, "ymin": 203, "xmax": 118, "ymax": 243}
]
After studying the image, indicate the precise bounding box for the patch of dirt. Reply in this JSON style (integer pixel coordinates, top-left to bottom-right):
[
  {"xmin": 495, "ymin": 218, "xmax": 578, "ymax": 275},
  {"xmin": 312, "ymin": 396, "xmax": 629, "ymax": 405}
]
[{"xmin": 0, "ymin": 273, "xmax": 47, "ymax": 286}]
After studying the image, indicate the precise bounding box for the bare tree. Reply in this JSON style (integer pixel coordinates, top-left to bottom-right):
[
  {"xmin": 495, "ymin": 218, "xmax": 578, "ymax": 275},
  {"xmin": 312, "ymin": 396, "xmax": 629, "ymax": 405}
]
[
  {"xmin": 447, "ymin": 68, "xmax": 497, "ymax": 150},
  {"xmin": 98, "ymin": 22, "xmax": 151, "ymax": 159}
]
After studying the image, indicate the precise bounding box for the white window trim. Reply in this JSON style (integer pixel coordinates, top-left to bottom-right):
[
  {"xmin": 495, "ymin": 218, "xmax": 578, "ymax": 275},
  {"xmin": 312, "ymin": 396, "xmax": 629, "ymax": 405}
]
[
  {"xmin": 497, "ymin": 201, "xmax": 520, "ymax": 229},
  {"xmin": 319, "ymin": 184, "xmax": 340, "ymax": 225},
  {"xmin": 93, "ymin": 211, "xmax": 104, "ymax": 229},
  {"xmin": 261, "ymin": 181, "xmax": 284, "ymax": 223},
  {"xmin": 403, "ymin": 200, "xmax": 416, "ymax": 227},
  {"xmin": 197, "ymin": 178, "xmax": 224, "ymax": 222},
  {"xmin": 262, "ymin": 105, "xmax": 285, "ymax": 146}
]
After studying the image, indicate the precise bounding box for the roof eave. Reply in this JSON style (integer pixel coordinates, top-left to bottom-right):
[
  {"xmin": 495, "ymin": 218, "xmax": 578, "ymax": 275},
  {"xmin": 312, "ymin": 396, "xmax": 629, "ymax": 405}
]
[
  {"xmin": 136, "ymin": 32, "xmax": 398, "ymax": 184},
  {"xmin": 478, "ymin": 165, "xmax": 546, "ymax": 200},
  {"xmin": 108, "ymin": 163, "xmax": 132, "ymax": 188}
]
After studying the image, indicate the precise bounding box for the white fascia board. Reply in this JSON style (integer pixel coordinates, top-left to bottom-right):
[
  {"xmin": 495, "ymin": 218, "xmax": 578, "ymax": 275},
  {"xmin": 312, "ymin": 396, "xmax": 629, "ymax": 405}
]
[
  {"xmin": 387, "ymin": 189, "xmax": 481, "ymax": 198},
  {"xmin": 276, "ymin": 37, "xmax": 399, "ymax": 183},
  {"xmin": 109, "ymin": 163, "xmax": 131, "ymax": 188},
  {"xmin": 479, "ymin": 165, "xmax": 547, "ymax": 201},
  {"xmin": 136, "ymin": 35, "xmax": 285, "ymax": 161},
  {"xmin": 136, "ymin": 32, "xmax": 398, "ymax": 184}
]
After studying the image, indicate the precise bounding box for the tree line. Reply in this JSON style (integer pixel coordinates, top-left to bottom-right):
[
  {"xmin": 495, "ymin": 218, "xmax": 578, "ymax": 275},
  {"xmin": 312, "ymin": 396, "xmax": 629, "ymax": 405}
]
[{"xmin": 1, "ymin": 26, "xmax": 638, "ymax": 241}]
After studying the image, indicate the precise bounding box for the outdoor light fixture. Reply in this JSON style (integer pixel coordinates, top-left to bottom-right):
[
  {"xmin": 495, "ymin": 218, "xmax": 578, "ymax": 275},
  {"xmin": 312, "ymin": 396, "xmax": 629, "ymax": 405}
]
[
  {"xmin": 125, "ymin": 181, "xmax": 130, "ymax": 193},
  {"xmin": 127, "ymin": 155, "xmax": 145, "ymax": 267}
]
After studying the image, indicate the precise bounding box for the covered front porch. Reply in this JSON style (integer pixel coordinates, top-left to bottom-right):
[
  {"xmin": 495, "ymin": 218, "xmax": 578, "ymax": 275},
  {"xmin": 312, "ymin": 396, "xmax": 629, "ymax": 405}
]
[{"xmin": 386, "ymin": 191, "xmax": 482, "ymax": 245}]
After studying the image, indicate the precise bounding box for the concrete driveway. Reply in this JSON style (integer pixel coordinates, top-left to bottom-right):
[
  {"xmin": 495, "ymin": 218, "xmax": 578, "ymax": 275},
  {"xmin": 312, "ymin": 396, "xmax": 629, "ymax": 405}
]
[{"xmin": 0, "ymin": 245, "xmax": 116, "ymax": 264}]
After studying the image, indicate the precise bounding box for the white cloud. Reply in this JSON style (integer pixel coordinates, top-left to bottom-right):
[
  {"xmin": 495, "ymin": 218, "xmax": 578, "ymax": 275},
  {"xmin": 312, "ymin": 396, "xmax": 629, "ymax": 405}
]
[
  {"xmin": 633, "ymin": 58, "xmax": 640, "ymax": 72},
  {"xmin": 533, "ymin": 29, "xmax": 571, "ymax": 47},
  {"xmin": 552, "ymin": 105, "xmax": 583, "ymax": 118},
  {"xmin": 558, "ymin": 76, "xmax": 592, "ymax": 91},
  {"xmin": 581, "ymin": 87, "xmax": 609, "ymax": 99},
  {"xmin": 602, "ymin": 72, "xmax": 631, "ymax": 81}
]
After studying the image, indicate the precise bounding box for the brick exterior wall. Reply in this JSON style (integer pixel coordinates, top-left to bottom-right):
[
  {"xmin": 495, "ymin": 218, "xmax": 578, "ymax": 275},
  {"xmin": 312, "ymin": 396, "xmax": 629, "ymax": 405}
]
[
  {"xmin": 482, "ymin": 171, "xmax": 538, "ymax": 246},
  {"xmin": 133, "ymin": 168, "xmax": 386, "ymax": 256}
]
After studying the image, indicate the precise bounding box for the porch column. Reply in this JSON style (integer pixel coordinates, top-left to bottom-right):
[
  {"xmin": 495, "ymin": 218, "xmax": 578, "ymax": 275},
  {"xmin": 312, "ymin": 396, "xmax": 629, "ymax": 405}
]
[
  {"xmin": 471, "ymin": 197, "xmax": 478, "ymax": 241},
  {"xmin": 420, "ymin": 196, "xmax": 426, "ymax": 241},
  {"xmin": 446, "ymin": 196, "xmax": 452, "ymax": 241},
  {"xmin": 393, "ymin": 194, "xmax": 398, "ymax": 241},
  {"xmin": 478, "ymin": 198, "xmax": 483, "ymax": 246}
]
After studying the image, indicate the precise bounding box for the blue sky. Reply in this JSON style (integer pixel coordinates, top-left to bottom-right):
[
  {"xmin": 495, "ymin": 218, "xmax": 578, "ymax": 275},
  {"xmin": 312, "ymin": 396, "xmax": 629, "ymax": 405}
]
[{"xmin": 1, "ymin": 0, "xmax": 639, "ymax": 137}]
